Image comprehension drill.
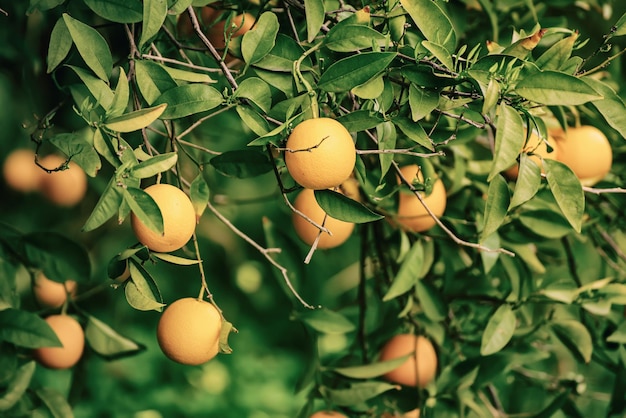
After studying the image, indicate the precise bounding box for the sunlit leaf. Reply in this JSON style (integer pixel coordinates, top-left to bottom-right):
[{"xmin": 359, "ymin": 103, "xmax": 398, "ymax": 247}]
[
  {"xmin": 401, "ymin": 0, "xmax": 456, "ymax": 52},
  {"xmin": 515, "ymin": 71, "xmax": 602, "ymax": 105},
  {"xmin": 324, "ymin": 25, "xmax": 388, "ymax": 52},
  {"xmin": 551, "ymin": 319, "xmax": 592, "ymax": 363},
  {"xmin": 49, "ymin": 131, "xmax": 101, "ymax": 177},
  {"xmin": 35, "ymin": 387, "xmax": 74, "ymax": 418},
  {"xmin": 85, "ymin": 315, "xmax": 145, "ymax": 359},
  {"xmin": 126, "ymin": 259, "xmax": 165, "ymax": 311},
  {"xmin": 190, "ymin": 173, "xmax": 210, "ymax": 219},
  {"xmin": 63, "ymin": 14, "xmax": 112, "ymax": 81},
  {"xmin": 47, "ymin": 18, "xmax": 72, "ymax": 73},
  {"xmin": 408, "ymin": 84, "xmax": 439, "ymax": 122},
  {"xmin": 153, "ymin": 84, "xmax": 223, "ymax": 119},
  {"xmin": 139, "ymin": 0, "xmax": 168, "ymax": 48},
  {"xmin": 317, "ymin": 52, "xmax": 397, "ymax": 92},
  {"xmin": 128, "ymin": 152, "xmax": 178, "ymax": 179},
  {"xmin": 489, "ymin": 103, "xmax": 524, "ymax": 181},
  {"xmin": 134, "ymin": 60, "xmax": 177, "ymax": 104},
  {"xmin": 314, "ymin": 189, "xmax": 383, "ymax": 224},
  {"xmin": 332, "ymin": 355, "xmax": 411, "ymax": 379},
  {"xmin": 152, "ymin": 253, "xmax": 201, "ymax": 265},
  {"xmin": 544, "ymin": 159, "xmax": 584, "ymax": 233},
  {"xmin": 83, "ymin": 0, "xmax": 143, "ymax": 23},
  {"xmin": 82, "ymin": 176, "xmax": 123, "ymax": 232},
  {"xmin": 481, "ymin": 174, "xmax": 510, "ymax": 240},
  {"xmin": 481, "ymin": 304, "xmax": 516, "ymax": 355},
  {"xmin": 104, "ymin": 104, "xmax": 167, "ymax": 133},
  {"xmin": 0, "ymin": 361, "xmax": 35, "ymax": 412},
  {"xmin": 509, "ymin": 154, "xmax": 541, "ymax": 209},
  {"xmin": 582, "ymin": 77, "xmax": 626, "ymax": 139},
  {"xmin": 66, "ymin": 65, "xmax": 114, "ymax": 110},
  {"xmin": 124, "ymin": 187, "xmax": 164, "ymax": 235},
  {"xmin": 241, "ymin": 12, "xmax": 279, "ymax": 64},
  {"xmin": 304, "ymin": 0, "xmax": 325, "ymax": 43},
  {"xmin": 232, "ymin": 77, "xmax": 272, "ymax": 113}
]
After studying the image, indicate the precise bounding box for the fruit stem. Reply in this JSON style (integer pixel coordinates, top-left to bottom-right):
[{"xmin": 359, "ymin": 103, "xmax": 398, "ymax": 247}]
[{"xmin": 293, "ymin": 42, "xmax": 322, "ymax": 119}]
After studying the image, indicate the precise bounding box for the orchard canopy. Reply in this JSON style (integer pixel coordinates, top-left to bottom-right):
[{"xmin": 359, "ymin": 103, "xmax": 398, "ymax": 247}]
[{"xmin": 2, "ymin": 0, "xmax": 626, "ymax": 417}]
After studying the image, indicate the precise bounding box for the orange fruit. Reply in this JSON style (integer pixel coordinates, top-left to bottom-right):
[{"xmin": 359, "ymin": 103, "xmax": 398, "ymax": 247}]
[
  {"xmin": 2, "ymin": 148, "xmax": 42, "ymax": 193},
  {"xmin": 504, "ymin": 130, "xmax": 559, "ymax": 179},
  {"xmin": 379, "ymin": 334, "xmax": 438, "ymax": 388},
  {"xmin": 33, "ymin": 314, "xmax": 85, "ymax": 369},
  {"xmin": 382, "ymin": 409, "xmax": 421, "ymax": 418},
  {"xmin": 284, "ymin": 118, "xmax": 356, "ymax": 190},
  {"xmin": 395, "ymin": 165, "xmax": 447, "ymax": 233},
  {"xmin": 130, "ymin": 183, "xmax": 196, "ymax": 253},
  {"xmin": 33, "ymin": 272, "xmax": 77, "ymax": 308},
  {"xmin": 39, "ymin": 154, "xmax": 88, "ymax": 207},
  {"xmin": 157, "ymin": 297, "xmax": 223, "ymax": 365},
  {"xmin": 552, "ymin": 125, "xmax": 612, "ymax": 186},
  {"xmin": 309, "ymin": 412, "xmax": 348, "ymax": 418},
  {"xmin": 292, "ymin": 188, "xmax": 355, "ymax": 249}
]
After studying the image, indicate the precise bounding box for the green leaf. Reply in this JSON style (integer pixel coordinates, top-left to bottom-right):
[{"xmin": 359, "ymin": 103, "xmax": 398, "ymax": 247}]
[
  {"xmin": 332, "ymin": 355, "xmax": 411, "ymax": 379},
  {"xmin": 336, "ymin": 110, "xmax": 384, "ymax": 132},
  {"xmin": 0, "ymin": 361, "xmax": 35, "ymax": 412},
  {"xmin": 139, "ymin": 0, "xmax": 168, "ymax": 48},
  {"xmin": 107, "ymin": 67, "xmax": 130, "ymax": 118},
  {"xmin": 241, "ymin": 12, "xmax": 279, "ymax": 64},
  {"xmin": 514, "ymin": 71, "xmax": 602, "ymax": 105},
  {"xmin": 124, "ymin": 187, "xmax": 164, "ymax": 235},
  {"xmin": 582, "ymin": 77, "xmax": 626, "ymax": 139},
  {"xmin": 394, "ymin": 117, "xmax": 434, "ymax": 150},
  {"xmin": 533, "ymin": 389, "xmax": 573, "ymax": 418},
  {"xmin": 551, "ymin": 320, "xmax": 592, "ymax": 363},
  {"xmin": 236, "ymin": 106, "xmax": 270, "ymax": 136},
  {"xmin": 160, "ymin": 65, "xmax": 215, "ymax": 84},
  {"xmin": 152, "ymin": 253, "xmax": 201, "ymax": 265},
  {"xmin": 481, "ymin": 304, "xmax": 516, "ymax": 356},
  {"xmin": 49, "ymin": 131, "xmax": 101, "ymax": 177},
  {"xmin": 489, "ymin": 103, "xmax": 524, "ymax": 181},
  {"xmin": 539, "ymin": 280, "xmax": 578, "ymax": 304},
  {"xmin": 535, "ymin": 32, "xmax": 578, "ymax": 71},
  {"xmin": 23, "ymin": 232, "xmax": 91, "ymax": 283},
  {"xmin": 320, "ymin": 381, "xmax": 398, "ymax": 406},
  {"xmin": 85, "ymin": 315, "xmax": 144, "ymax": 359},
  {"xmin": 82, "ymin": 176, "xmax": 123, "ymax": 232},
  {"xmin": 210, "ymin": 149, "xmax": 273, "ymax": 178},
  {"xmin": 104, "ymin": 104, "xmax": 167, "ymax": 133},
  {"xmin": 543, "ymin": 159, "xmax": 584, "ymax": 233},
  {"xmin": 481, "ymin": 174, "xmax": 510, "ymax": 240},
  {"xmin": 128, "ymin": 152, "xmax": 177, "ymax": 179},
  {"xmin": 377, "ymin": 120, "xmax": 396, "ymax": 178},
  {"xmin": 296, "ymin": 308, "xmax": 355, "ymax": 334},
  {"xmin": 232, "ymin": 77, "xmax": 272, "ymax": 113},
  {"xmin": 83, "ymin": 0, "xmax": 143, "ymax": 23},
  {"xmin": 190, "ymin": 173, "xmax": 209, "ymax": 219},
  {"xmin": 383, "ymin": 240, "xmax": 424, "ymax": 301},
  {"xmin": 67, "ymin": 65, "xmax": 114, "ymax": 110},
  {"xmin": 324, "ymin": 25, "xmax": 388, "ymax": 52},
  {"xmin": 169, "ymin": 0, "xmax": 194, "ymax": 15},
  {"xmin": 304, "ymin": 0, "xmax": 325, "ymax": 43},
  {"xmin": 0, "ymin": 309, "xmax": 62, "ymax": 349},
  {"xmin": 314, "ymin": 189, "xmax": 383, "ymax": 224},
  {"xmin": 509, "ymin": 154, "xmax": 541, "ymax": 209},
  {"xmin": 253, "ymin": 34, "xmax": 310, "ymax": 72},
  {"xmin": 607, "ymin": 321, "xmax": 626, "ymax": 344},
  {"xmin": 610, "ymin": 12, "xmax": 626, "ymax": 37},
  {"xmin": 126, "ymin": 259, "xmax": 165, "ymax": 311},
  {"xmin": 47, "ymin": 18, "xmax": 72, "ymax": 73},
  {"xmin": 422, "ymin": 40, "xmax": 454, "ymax": 70},
  {"xmin": 519, "ymin": 210, "xmax": 573, "ymax": 239},
  {"xmin": 352, "ymin": 75, "xmax": 384, "ymax": 99},
  {"xmin": 415, "ymin": 279, "xmax": 446, "ymax": 321},
  {"xmin": 153, "ymin": 84, "xmax": 223, "ymax": 119},
  {"xmin": 63, "ymin": 14, "xmax": 113, "ymax": 81},
  {"xmin": 317, "ymin": 52, "xmax": 397, "ymax": 92},
  {"xmin": 35, "ymin": 387, "xmax": 75, "ymax": 418},
  {"xmin": 134, "ymin": 60, "xmax": 177, "ymax": 104},
  {"xmin": 408, "ymin": 84, "xmax": 439, "ymax": 122},
  {"xmin": 401, "ymin": 0, "xmax": 457, "ymax": 52}
]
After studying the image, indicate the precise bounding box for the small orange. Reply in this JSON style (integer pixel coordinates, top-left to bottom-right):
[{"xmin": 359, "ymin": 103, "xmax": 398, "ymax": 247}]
[
  {"xmin": 2, "ymin": 148, "xmax": 42, "ymax": 193},
  {"xmin": 382, "ymin": 409, "xmax": 421, "ymax": 418},
  {"xmin": 157, "ymin": 297, "xmax": 222, "ymax": 365},
  {"xmin": 309, "ymin": 412, "xmax": 348, "ymax": 418},
  {"xmin": 395, "ymin": 165, "xmax": 446, "ymax": 233},
  {"xmin": 552, "ymin": 125, "xmax": 612, "ymax": 186},
  {"xmin": 33, "ymin": 272, "xmax": 77, "ymax": 308},
  {"xmin": 39, "ymin": 154, "xmax": 88, "ymax": 207},
  {"xmin": 504, "ymin": 130, "xmax": 559, "ymax": 179},
  {"xmin": 379, "ymin": 334, "xmax": 438, "ymax": 388},
  {"xmin": 130, "ymin": 183, "xmax": 196, "ymax": 253},
  {"xmin": 284, "ymin": 118, "xmax": 356, "ymax": 190},
  {"xmin": 33, "ymin": 315, "xmax": 85, "ymax": 369},
  {"xmin": 292, "ymin": 188, "xmax": 355, "ymax": 249}
]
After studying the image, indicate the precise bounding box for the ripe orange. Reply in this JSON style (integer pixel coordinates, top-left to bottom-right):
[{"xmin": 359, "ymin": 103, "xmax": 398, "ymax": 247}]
[
  {"xmin": 33, "ymin": 272, "xmax": 77, "ymax": 308},
  {"xmin": 504, "ymin": 130, "xmax": 559, "ymax": 179},
  {"xmin": 130, "ymin": 183, "xmax": 196, "ymax": 253},
  {"xmin": 39, "ymin": 154, "xmax": 88, "ymax": 207},
  {"xmin": 33, "ymin": 314, "xmax": 85, "ymax": 369},
  {"xmin": 552, "ymin": 125, "xmax": 612, "ymax": 186},
  {"xmin": 309, "ymin": 412, "xmax": 348, "ymax": 418},
  {"xmin": 395, "ymin": 165, "xmax": 447, "ymax": 233},
  {"xmin": 2, "ymin": 148, "xmax": 42, "ymax": 193},
  {"xmin": 379, "ymin": 334, "xmax": 438, "ymax": 388},
  {"xmin": 292, "ymin": 188, "xmax": 355, "ymax": 249},
  {"xmin": 157, "ymin": 297, "xmax": 223, "ymax": 365},
  {"xmin": 284, "ymin": 118, "xmax": 356, "ymax": 190},
  {"xmin": 382, "ymin": 409, "xmax": 421, "ymax": 418}
]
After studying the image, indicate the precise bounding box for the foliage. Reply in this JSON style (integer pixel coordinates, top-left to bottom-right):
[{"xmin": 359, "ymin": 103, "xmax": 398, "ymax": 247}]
[{"xmin": 1, "ymin": 0, "xmax": 626, "ymax": 417}]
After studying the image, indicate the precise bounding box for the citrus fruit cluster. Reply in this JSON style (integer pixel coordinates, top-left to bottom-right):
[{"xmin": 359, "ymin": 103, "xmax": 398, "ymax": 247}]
[{"xmin": 2, "ymin": 149, "xmax": 87, "ymax": 206}]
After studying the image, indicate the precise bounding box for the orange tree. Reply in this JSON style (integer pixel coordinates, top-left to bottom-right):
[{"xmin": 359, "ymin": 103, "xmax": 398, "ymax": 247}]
[{"xmin": 1, "ymin": 0, "xmax": 626, "ymax": 417}]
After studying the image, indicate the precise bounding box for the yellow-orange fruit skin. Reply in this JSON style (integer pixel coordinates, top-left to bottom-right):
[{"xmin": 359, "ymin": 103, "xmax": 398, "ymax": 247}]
[
  {"xmin": 382, "ymin": 409, "xmax": 421, "ymax": 418},
  {"xmin": 39, "ymin": 154, "xmax": 88, "ymax": 207},
  {"xmin": 3, "ymin": 149, "xmax": 42, "ymax": 193},
  {"xmin": 157, "ymin": 298, "xmax": 222, "ymax": 366},
  {"xmin": 130, "ymin": 184, "xmax": 196, "ymax": 253},
  {"xmin": 395, "ymin": 165, "xmax": 447, "ymax": 233},
  {"xmin": 504, "ymin": 131, "xmax": 559, "ymax": 179},
  {"xmin": 552, "ymin": 125, "xmax": 613, "ymax": 186},
  {"xmin": 380, "ymin": 334, "xmax": 438, "ymax": 388},
  {"xmin": 309, "ymin": 412, "xmax": 348, "ymax": 418},
  {"xmin": 34, "ymin": 315, "xmax": 85, "ymax": 370},
  {"xmin": 292, "ymin": 188, "xmax": 355, "ymax": 249},
  {"xmin": 33, "ymin": 273, "xmax": 77, "ymax": 308},
  {"xmin": 284, "ymin": 118, "xmax": 356, "ymax": 190}
]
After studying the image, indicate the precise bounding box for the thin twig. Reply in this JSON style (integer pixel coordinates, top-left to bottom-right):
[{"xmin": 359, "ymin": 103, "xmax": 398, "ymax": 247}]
[
  {"xmin": 583, "ymin": 186, "xmax": 626, "ymax": 195},
  {"xmin": 356, "ymin": 148, "xmax": 444, "ymax": 158},
  {"xmin": 141, "ymin": 53, "xmax": 224, "ymax": 73}
]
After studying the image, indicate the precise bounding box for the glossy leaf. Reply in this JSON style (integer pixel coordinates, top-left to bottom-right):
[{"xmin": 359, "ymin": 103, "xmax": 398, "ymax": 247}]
[
  {"xmin": 544, "ymin": 159, "xmax": 584, "ymax": 233},
  {"xmin": 134, "ymin": 60, "xmax": 177, "ymax": 104},
  {"xmin": 401, "ymin": 0, "xmax": 456, "ymax": 51},
  {"xmin": 152, "ymin": 253, "xmax": 201, "ymax": 266},
  {"xmin": 514, "ymin": 71, "xmax": 602, "ymax": 105},
  {"xmin": 66, "ymin": 65, "xmax": 114, "ymax": 110},
  {"xmin": 314, "ymin": 189, "xmax": 383, "ymax": 224},
  {"xmin": 481, "ymin": 174, "xmax": 510, "ymax": 240},
  {"xmin": 304, "ymin": 0, "xmax": 324, "ymax": 43},
  {"xmin": 23, "ymin": 232, "xmax": 91, "ymax": 283},
  {"xmin": 332, "ymin": 355, "xmax": 411, "ymax": 379},
  {"xmin": 535, "ymin": 32, "xmax": 578, "ymax": 71},
  {"xmin": 377, "ymin": 121, "xmax": 396, "ymax": 178},
  {"xmin": 582, "ymin": 77, "xmax": 626, "ymax": 139},
  {"xmin": 126, "ymin": 259, "xmax": 165, "ymax": 311},
  {"xmin": 85, "ymin": 315, "xmax": 145, "ymax": 359},
  {"xmin": 320, "ymin": 381, "xmax": 398, "ymax": 406},
  {"xmin": 128, "ymin": 153, "xmax": 178, "ymax": 180},
  {"xmin": 35, "ymin": 387, "xmax": 74, "ymax": 418},
  {"xmin": 489, "ymin": 103, "xmax": 524, "ymax": 181},
  {"xmin": 83, "ymin": 0, "xmax": 143, "ymax": 23},
  {"xmin": 49, "ymin": 132, "xmax": 102, "ymax": 177},
  {"xmin": 232, "ymin": 77, "xmax": 272, "ymax": 113},
  {"xmin": 324, "ymin": 25, "xmax": 388, "ymax": 52},
  {"xmin": 519, "ymin": 210, "xmax": 572, "ymax": 239},
  {"xmin": 383, "ymin": 240, "xmax": 424, "ymax": 301},
  {"xmin": 0, "ymin": 361, "xmax": 35, "ymax": 412},
  {"xmin": 610, "ymin": 12, "xmax": 626, "ymax": 37},
  {"xmin": 139, "ymin": 0, "xmax": 168, "ymax": 48},
  {"xmin": 317, "ymin": 52, "xmax": 397, "ymax": 92},
  {"xmin": 107, "ymin": 67, "xmax": 130, "ymax": 118},
  {"xmin": 352, "ymin": 75, "xmax": 384, "ymax": 99},
  {"xmin": 241, "ymin": 12, "xmax": 279, "ymax": 64},
  {"xmin": 409, "ymin": 84, "xmax": 439, "ymax": 122},
  {"xmin": 82, "ymin": 176, "xmax": 123, "ymax": 232},
  {"xmin": 190, "ymin": 173, "xmax": 210, "ymax": 219},
  {"xmin": 63, "ymin": 14, "xmax": 112, "ymax": 81},
  {"xmin": 415, "ymin": 278, "xmax": 446, "ymax": 321},
  {"xmin": 124, "ymin": 187, "xmax": 164, "ymax": 235},
  {"xmin": 47, "ymin": 18, "xmax": 72, "ymax": 73},
  {"xmin": 105, "ymin": 104, "xmax": 167, "ymax": 133},
  {"xmin": 394, "ymin": 117, "xmax": 434, "ymax": 150},
  {"xmin": 210, "ymin": 149, "xmax": 273, "ymax": 178},
  {"xmin": 161, "ymin": 66, "xmax": 215, "ymax": 84},
  {"xmin": 0, "ymin": 309, "xmax": 61, "ymax": 349},
  {"xmin": 253, "ymin": 34, "xmax": 310, "ymax": 72},
  {"xmin": 422, "ymin": 40, "xmax": 454, "ymax": 70},
  {"xmin": 509, "ymin": 154, "xmax": 541, "ymax": 209},
  {"xmin": 481, "ymin": 304, "xmax": 516, "ymax": 356},
  {"xmin": 296, "ymin": 308, "xmax": 355, "ymax": 334},
  {"xmin": 236, "ymin": 106, "xmax": 270, "ymax": 136},
  {"xmin": 551, "ymin": 320, "xmax": 592, "ymax": 363},
  {"xmin": 153, "ymin": 84, "xmax": 223, "ymax": 119},
  {"xmin": 336, "ymin": 110, "xmax": 384, "ymax": 132}
]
